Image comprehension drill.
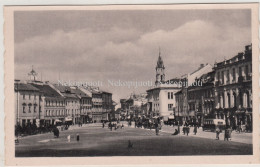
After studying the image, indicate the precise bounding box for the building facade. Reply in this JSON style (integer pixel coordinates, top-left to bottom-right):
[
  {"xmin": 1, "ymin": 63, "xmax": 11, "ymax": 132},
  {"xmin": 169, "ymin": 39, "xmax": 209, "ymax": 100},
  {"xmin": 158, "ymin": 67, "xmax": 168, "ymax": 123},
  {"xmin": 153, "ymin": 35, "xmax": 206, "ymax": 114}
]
[
  {"xmin": 31, "ymin": 82, "xmax": 66, "ymax": 126},
  {"xmin": 175, "ymin": 64, "xmax": 213, "ymax": 123},
  {"xmin": 213, "ymin": 44, "xmax": 252, "ymax": 130},
  {"xmin": 146, "ymin": 54, "xmax": 181, "ymax": 118},
  {"xmin": 187, "ymin": 71, "xmax": 215, "ymax": 125},
  {"xmin": 14, "ymin": 82, "xmax": 42, "ymax": 127}
]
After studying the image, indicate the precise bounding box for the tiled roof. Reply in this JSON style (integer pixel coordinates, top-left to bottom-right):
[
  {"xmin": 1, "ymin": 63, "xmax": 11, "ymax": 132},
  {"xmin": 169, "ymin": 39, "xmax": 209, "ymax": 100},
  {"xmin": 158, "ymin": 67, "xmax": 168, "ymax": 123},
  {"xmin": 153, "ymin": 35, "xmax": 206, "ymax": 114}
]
[
  {"xmin": 63, "ymin": 93, "xmax": 78, "ymax": 99},
  {"xmin": 15, "ymin": 83, "xmax": 39, "ymax": 92},
  {"xmin": 31, "ymin": 84, "xmax": 61, "ymax": 97},
  {"xmin": 53, "ymin": 84, "xmax": 71, "ymax": 93},
  {"xmin": 71, "ymin": 88, "xmax": 91, "ymax": 98}
]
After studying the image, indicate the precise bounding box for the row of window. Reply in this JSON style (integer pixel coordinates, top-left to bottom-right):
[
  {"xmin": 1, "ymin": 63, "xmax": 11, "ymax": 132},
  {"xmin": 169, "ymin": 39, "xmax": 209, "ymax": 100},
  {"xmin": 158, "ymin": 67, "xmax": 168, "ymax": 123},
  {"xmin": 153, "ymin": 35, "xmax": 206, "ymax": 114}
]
[
  {"xmin": 22, "ymin": 105, "xmax": 41, "ymax": 113},
  {"xmin": 188, "ymin": 90, "xmax": 214, "ymax": 100},
  {"xmin": 216, "ymin": 64, "xmax": 251, "ymax": 85},
  {"xmin": 45, "ymin": 109, "xmax": 81, "ymax": 117},
  {"xmin": 22, "ymin": 94, "xmax": 38, "ymax": 100},
  {"xmin": 218, "ymin": 91, "xmax": 251, "ymax": 108}
]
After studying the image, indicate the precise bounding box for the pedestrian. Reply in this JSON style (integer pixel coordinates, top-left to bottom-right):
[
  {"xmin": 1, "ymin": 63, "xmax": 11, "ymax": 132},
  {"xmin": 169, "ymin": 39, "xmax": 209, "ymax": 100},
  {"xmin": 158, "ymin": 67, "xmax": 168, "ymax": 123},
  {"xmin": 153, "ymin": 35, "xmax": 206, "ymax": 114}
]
[
  {"xmin": 102, "ymin": 122, "xmax": 105, "ymax": 128},
  {"xmin": 172, "ymin": 129, "xmax": 179, "ymax": 135},
  {"xmin": 155, "ymin": 122, "xmax": 159, "ymax": 135},
  {"xmin": 76, "ymin": 133, "xmax": 80, "ymax": 142},
  {"xmin": 193, "ymin": 125, "xmax": 197, "ymax": 135},
  {"xmin": 216, "ymin": 127, "xmax": 220, "ymax": 140},
  {"xmin": 67, "ymin": 135, "xmax": 71, "ymax": 143},
  {"xmin": 186, "ymin": 126, "xmax": 190, "ymax": 136}
]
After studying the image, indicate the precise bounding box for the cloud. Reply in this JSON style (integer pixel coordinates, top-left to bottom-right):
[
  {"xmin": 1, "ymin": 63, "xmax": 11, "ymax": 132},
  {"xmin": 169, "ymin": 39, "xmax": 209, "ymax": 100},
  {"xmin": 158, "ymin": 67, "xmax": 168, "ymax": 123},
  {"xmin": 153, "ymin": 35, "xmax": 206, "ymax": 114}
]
[{"xmin": 15, "ymin": 19, "xmax": 251, "ymax": 101}]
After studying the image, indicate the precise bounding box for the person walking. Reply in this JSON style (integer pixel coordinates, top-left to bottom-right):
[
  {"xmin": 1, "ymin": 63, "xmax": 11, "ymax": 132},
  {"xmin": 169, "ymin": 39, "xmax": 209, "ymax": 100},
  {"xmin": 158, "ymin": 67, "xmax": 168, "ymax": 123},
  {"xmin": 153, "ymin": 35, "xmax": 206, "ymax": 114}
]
[
  {"xmin": 186, "ymin": 126, "xmax": 190, "ymax": 136},
  {"xmin": 193, "ymin": 125, "xmax": 197, "ymax": 135},
  {"xmin": 155, "ymin": 122, "xmax": 159, "ymax": 135},
  {"xmin": 216, "ymin": 127, "xmax": 220, "ymax": 140}
]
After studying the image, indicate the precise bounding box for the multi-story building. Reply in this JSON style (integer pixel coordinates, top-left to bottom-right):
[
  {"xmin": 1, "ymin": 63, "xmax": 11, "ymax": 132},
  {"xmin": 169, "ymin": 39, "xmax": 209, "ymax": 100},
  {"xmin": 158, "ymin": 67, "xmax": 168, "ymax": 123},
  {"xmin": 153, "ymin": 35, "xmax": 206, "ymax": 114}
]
[
  {"xmin": 31, "ymin": 82, "xmax": 66, "ymax": 126},
  {"xmin": 213, "ymin": 44, "xmax": 252, "ymax": 130},
  {"xmin": 146, "ymin": 53, "xmax": 181, "ymax": 118},
  {"xmin": 14, "ymin": 82, "xmax": 42, "ymax": 127},
  {"xmin": 101, "ymin": 91, "xmax": 113, "ymax": 121},
  {"xmin": 91, "ymin": 90, "xmax": 103, "ymax": 122},
  {"xmin": 73, "ymin": 87, "xmax": 92, "ymax": 124},
  {"xmin": 175, "ymin": 63, "xmax": 213, "ymax": 123},
  {"xmin": 53, "ymin": 85, "xmax": 80, "ymax": 124},
  {"xmin": 187, "ymin": 71, "xmax": 215, "ymax": 125}
]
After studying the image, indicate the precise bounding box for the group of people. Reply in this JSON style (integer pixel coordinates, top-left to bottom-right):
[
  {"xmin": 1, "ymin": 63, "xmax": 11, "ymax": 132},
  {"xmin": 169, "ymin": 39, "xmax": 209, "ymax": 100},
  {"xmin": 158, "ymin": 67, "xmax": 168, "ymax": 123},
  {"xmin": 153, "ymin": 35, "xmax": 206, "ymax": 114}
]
[
  {"xmin": 102, "ymin": 121, "xmax": 124, "ymax": 131},
  {"xmin": 181, "ymin": 122, "xmax": 198, "ymax": 136}
]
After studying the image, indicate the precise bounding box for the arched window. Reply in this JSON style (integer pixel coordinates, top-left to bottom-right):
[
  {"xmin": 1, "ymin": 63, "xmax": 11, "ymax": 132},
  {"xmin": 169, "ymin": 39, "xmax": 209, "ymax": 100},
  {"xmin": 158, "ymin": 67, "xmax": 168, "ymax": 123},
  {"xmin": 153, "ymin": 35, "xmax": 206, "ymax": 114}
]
[
  {"xmin": 243, "ymin": 93, "xmax": 248, "ymax": 108},
  {"xmin": 227, "ymin": 93, "xmax": 231, "ymax": 108},
  {"xmin": 239, "ymin": 90, "xmax": 243, "ymax": 107},
  {"xmin": 233, "ymin": 92, "xmax": 237, "ymax": 107}
]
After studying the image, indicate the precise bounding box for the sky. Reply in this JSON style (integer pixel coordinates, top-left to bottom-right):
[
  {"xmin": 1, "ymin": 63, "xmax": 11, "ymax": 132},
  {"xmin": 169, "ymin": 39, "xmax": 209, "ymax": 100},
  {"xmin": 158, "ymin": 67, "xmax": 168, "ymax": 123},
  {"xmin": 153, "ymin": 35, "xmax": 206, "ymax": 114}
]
[{"xmin": 14, "ymin": 9, "xmax": 251, "ymax": 103}]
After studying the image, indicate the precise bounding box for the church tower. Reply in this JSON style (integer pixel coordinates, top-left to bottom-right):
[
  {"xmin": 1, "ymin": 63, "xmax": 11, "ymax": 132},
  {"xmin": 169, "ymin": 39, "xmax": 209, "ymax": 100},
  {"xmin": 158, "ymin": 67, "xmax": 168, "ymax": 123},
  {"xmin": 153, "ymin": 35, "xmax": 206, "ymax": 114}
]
[{"xmin": 155, "ymin": 49, "xmax": 165, "ymax": 86}]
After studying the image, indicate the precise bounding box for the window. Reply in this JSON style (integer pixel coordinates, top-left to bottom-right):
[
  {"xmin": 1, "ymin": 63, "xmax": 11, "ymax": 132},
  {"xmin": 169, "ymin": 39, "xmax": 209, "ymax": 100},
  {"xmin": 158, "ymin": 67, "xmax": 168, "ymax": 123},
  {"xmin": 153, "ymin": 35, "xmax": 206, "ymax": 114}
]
[
  {"xmin": 29, "ymin": 94, "xmax": 31, "ymax": 100},
  {"xmin": 226, "ymin": 70, "xmax": 230, "ymax": 82},
  {"xmin": 239, "ymin": 66, "xmax": 242, "ymax": 77},
  {"xmin": 23, "ymin": 94, "xmax": 25, "ymax": 100},
  {"xmin": 217, "ymin": 72, "xmax": 220, "ymax": 81},
  {"xmin": 168, "ymin": 104, "xmax": 173, "ymax": 111},
  {"xmin": 46, "ymin": 110, "xmax": 48, "ymax": 116},
  {"xmin": 34, "ymin": 105, "xmax": 36, "ymax": 113},
  {"xmin": 245, "ymin": 65, "xmax": 249, "ymax": 77},
  {"xmin": 28, "ymin": 106, "xmax": 31, "ymax": 113},
  {"xmin": 168, "ymin": 92, "xmax": 170, "ymax": 99},
  {"xmin": 221, "ymin": 71, "xmax": 224, "ymax": 84},
  {"xmin": 232, "ymin": 68, "xmax": 236, "ymax": 81},
  {"xmin": 171, "ymin": 92, "xmax": 173, "ymax": 99},
  {"xmin": 23, "ymin": 106, "xmax": 26, "ymax": 113}
]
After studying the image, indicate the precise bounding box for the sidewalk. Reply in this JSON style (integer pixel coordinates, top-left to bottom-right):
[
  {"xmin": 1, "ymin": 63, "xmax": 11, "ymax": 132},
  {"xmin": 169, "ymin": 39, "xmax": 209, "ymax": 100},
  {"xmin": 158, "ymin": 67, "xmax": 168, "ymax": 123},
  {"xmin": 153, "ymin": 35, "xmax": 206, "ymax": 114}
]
[
  {"xmin": 161, "ymin": 125, "xmax": 252, "ymax": 144},
  {"xmin": 123, "ymin": 122, "xmax": 252, "ymax": 144}
]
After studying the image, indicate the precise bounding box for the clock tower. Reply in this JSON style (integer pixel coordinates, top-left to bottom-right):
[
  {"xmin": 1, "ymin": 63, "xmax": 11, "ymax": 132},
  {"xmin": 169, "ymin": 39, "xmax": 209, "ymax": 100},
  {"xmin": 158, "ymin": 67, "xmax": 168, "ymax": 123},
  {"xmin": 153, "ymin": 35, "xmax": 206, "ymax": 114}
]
[{"xmin": 155, "ymin": 49, "xmax": 165, "ymax": 86}]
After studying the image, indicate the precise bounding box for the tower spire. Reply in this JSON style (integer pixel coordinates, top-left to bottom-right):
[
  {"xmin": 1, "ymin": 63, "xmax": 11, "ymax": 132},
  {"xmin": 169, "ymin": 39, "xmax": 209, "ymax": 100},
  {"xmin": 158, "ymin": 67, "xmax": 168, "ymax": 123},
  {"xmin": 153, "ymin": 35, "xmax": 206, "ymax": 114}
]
[{"xmin": 155, "ymin": 48, "xmax": 165, "ymax": 86}]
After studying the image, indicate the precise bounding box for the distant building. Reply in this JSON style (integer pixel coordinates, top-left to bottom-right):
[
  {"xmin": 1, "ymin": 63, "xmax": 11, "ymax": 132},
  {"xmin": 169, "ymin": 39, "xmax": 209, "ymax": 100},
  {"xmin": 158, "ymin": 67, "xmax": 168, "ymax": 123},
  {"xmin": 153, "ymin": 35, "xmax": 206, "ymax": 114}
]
[
  {"xmin": 146, "ymin": 52, "xmax": 181, "ymax": 118},
  {"xmin": 71, "ymin": 87, "xmax": 92, "ymax": 124}
]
